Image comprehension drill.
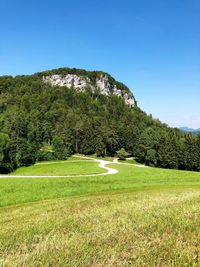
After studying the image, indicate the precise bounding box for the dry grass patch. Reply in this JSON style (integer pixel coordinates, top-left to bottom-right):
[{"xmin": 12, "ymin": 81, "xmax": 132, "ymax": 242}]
[{"xmin": 0, "ymin": 189, "xmax": 199, "ymax": 266}]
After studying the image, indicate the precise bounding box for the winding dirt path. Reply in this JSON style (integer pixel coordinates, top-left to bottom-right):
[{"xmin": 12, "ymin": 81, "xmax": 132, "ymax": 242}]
[
  {"xmin": 0, "ymin": 156, "xmax": 148, "ymax": 179},
  {"xmin": 0, "ymin": 156, "xmax": 118, "ymax": 178}
]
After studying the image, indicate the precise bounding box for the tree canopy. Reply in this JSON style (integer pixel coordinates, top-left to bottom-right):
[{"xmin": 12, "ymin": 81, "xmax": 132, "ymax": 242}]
[{"xmin": 0, "ymin": 69, "xmax": 200, "ymax": 173}]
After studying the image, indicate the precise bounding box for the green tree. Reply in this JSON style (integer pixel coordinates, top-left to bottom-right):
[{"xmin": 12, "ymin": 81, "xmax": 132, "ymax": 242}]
[
  {"xmin": 0, "ymin": 133, "xmax": 12, "ymax": 173},
  {"xmin": 52, "ymin": 136, "xmax": 69, "ymax": 160},
  {"xmin": 118, "ymin": 148, "xmax": 127, "ymax": 160},
  {"xmin": 15, "ymin": 138, "xmax": 36, "ymax": 167}
]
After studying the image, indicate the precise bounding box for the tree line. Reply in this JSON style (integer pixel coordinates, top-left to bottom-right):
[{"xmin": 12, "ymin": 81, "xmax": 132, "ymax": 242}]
[{"xmin": 0, "ymin": 70, "xmax": 200, "ymax": 173}]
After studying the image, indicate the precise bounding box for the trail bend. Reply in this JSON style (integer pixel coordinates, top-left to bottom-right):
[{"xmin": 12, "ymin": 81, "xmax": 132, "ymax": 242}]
[
  {"xmin": 0, "ymin": 156, "xmax": 118, "ymax": 178},
  {"xmin": 0, "ymin": 156, "xmax": 148, "ymax": 179}
]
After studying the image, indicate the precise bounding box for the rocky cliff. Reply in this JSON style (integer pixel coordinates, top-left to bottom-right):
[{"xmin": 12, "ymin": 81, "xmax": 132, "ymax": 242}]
[{"xmin": 42, "ymin": 70, "xmax": 136, "ymax": 107}]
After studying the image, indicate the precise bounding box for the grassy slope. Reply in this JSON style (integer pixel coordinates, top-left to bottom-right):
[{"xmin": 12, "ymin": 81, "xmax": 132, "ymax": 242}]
[
  {"xmin": 11, "ymin": 161, "xmax": 104, "ymax": 176},
  {"xmin": 0, "ymin": 164, "xmax": 200, "ymax": 207},
  {"xmin": 0, "ymin": 160, "xmax": 200, "ymax": 266}
]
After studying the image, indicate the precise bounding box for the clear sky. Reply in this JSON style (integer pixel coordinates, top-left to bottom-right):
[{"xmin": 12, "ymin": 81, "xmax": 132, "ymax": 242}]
[{"xmin": 1, "ymin": 0, "xmax": 200, "ymax": 128}]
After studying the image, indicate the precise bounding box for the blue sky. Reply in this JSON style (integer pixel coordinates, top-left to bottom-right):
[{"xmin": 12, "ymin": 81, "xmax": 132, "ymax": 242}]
[{"xmin": 1, "ymin": 0, "xmax": 200, "ymax": 128}]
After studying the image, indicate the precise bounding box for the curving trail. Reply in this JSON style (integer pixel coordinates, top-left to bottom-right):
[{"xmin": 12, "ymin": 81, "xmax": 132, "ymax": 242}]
[
  {"xmin": 0, "ymin": 156, "xmax": 118, "ymax": 179},
  {"xmin": 0, "ymin": 156, "xmax": 148, "ymax": 179}
]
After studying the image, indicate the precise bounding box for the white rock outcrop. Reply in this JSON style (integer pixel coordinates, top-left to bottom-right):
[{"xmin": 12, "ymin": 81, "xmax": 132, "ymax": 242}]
[
  {"xmin": 96, "ymin": 74, "xmax": 111, "ymax": 96},
  {"xmin": 43, "ymin": 74, "xmax": 135, "ymax": 106},
  {"xmin": 43, "ymin": 74, "xmax": 90, "ymax": 92}
]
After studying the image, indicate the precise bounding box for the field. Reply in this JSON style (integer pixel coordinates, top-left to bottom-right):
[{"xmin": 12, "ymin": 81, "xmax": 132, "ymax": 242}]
[
  {"xmin": 0, "ymin": 156, "xmax": 200, "ymax": 266},
  {"xmin": 12, "ymin": 160, "xmax": 105, "ymax": 176}
]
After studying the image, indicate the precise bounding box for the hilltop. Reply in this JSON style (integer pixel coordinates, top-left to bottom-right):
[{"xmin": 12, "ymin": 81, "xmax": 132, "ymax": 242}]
[
  {"xmin": 37, "ymin": 68, "xmax": 136, "ymax": 107},
  {"xmin": 0, "ymin": 67, "xmax": 200, "ymax": 173}
]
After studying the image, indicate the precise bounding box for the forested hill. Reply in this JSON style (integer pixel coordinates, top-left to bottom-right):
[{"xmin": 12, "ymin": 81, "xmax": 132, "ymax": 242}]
[{"xmin": 0, "ymin": 67, "xmax": 200, "ymax": 173}]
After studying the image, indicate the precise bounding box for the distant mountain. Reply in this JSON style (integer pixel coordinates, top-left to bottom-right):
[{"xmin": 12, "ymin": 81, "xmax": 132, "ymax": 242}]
[
  {"xmin": 179, "ymin": 127, "xmax": 196, "ymax": 132},
  {"xmin": 179, "ymin": 127, "xmax": 200, "ymax": 135}
]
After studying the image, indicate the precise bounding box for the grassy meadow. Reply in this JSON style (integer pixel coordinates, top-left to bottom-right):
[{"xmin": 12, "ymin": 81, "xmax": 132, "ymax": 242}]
[
  {"xmin": 0, "ymin": 157, "xmax": 200, "ymax": 266},
  {"xmin": 11, "ymin": 160, "xmax": 104, "ymax": 176}
]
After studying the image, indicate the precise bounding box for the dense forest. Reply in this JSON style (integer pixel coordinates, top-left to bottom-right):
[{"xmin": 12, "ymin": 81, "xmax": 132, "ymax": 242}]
[{"xmin": 0, "ymin": 68, "xmax": 200, "ymax": 173}]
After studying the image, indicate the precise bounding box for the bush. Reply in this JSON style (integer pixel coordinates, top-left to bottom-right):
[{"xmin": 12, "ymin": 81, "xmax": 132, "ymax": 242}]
[
  {"xmin": 118, "ymin": 148, "xmax": 127, "ymax": 160},
  {"xmin": 36, "ymin": 150, "xmax": 55, "ymax": 161}
]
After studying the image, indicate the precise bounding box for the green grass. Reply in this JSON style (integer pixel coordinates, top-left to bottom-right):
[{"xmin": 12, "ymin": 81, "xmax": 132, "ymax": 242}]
[
  {"xmin": 11, "ymin": 160, "xmax": 104, "ymax": 176},
  {"xmin": 87, "ymin": 154, "xmax": 115, "ymax": 161},
  {"xmin": 0, "ymin": 159, "xmax": 200, "ymax": 266},
  {"xmin": 1, "ymin": 164, "xmax": 200, "ymax": 207},
  {"xmin": 68, "ymin": 156, "xmax": 92, "ymax": 161},
  {"xmin": 36, "ymin": 155, "xmax": 93, "ymax": 163},
  {"xmin": 126, "ymin": 158, "xmax": 143, "ymax": 164}
]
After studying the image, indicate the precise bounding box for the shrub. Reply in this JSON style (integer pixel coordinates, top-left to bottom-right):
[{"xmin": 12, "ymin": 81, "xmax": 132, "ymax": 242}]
[{"xmin": 118, "ymin": 148, "xmax": 127, "ymax": 160}]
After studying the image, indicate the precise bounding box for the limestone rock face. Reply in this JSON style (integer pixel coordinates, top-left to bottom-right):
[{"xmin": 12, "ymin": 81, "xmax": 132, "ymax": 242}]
[
  {"xmin": 95, "ymin": 75, "xmax": 136, "ymax": 106},
  {"xmin": 43, "ymin": 74, "xmax": 90, "ymax": 92},
  {"xmin": 43, "ymin": 74, "xmax": 136, "ymax": 106},
  {"xmin": 96, "ymin": 74, "xmax": 111, "ymax": 96}
]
